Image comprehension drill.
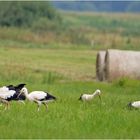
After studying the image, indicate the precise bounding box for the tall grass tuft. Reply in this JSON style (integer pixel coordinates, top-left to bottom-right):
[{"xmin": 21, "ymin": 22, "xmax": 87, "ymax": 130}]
[{"xmin": 42, "ymin": 72, "xmax": 65, "ymax": 84}]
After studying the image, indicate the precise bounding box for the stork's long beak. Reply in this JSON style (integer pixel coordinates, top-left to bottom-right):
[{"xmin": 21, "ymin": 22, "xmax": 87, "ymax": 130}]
[
  {"xmin": 17, "ymin": 92, "xmax": 22, "ymax": 98},
  {"xmin": 98, "ymin": 95, "xmax": 102, "ymax": 101}
]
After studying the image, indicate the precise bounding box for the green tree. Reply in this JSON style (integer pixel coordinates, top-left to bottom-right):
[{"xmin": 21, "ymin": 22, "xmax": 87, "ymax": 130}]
[{"xmin": 0, "ymin": 1, "xmax": 61, "ymax": 27}]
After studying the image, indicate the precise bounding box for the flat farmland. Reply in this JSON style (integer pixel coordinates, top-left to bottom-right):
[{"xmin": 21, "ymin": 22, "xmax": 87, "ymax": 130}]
[{"xmin": 0, "ymin": 47, "xmax": 140, "ymax": 138}]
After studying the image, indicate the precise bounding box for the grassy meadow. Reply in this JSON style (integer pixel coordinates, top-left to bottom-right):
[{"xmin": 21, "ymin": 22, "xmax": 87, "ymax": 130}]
[{"xmin": 0, "ymin": 12, "xmax": 140, "ymax": 139}]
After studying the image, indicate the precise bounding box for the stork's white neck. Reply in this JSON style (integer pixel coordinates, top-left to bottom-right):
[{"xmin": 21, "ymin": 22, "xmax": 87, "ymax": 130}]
[
  {"xmin": 92, "ymin": 91, "xmax": 99, "ymax": 97},
  {"xmin": 22, "ymin": 88, "xmax": 30, "ymax": 100}
]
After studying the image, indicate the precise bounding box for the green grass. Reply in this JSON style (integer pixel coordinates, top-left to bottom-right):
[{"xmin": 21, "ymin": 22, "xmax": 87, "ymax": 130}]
[
  {"xmin": 0, "ymin": 81, "xmax": 140, "ymax": 139},
  {"xmin": 0, "ymin": 46, "xmax": 140, "ymax": 138}
]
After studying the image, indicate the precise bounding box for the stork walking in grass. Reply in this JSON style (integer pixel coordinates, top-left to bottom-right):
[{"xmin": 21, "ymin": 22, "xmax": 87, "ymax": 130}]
[
  {"xmin": 127, "ymin": 101, "xmax": 140, "ymax": 109},
  {"xmin": 79, "ymin": 89, "xmax": 101, "ymax": 102},
  {"xmin": 19, "ymin": 87, "xmax": 56, "ymax": 111},
  {"xmin": 0, "ymin": 83, "xmax": 26, "ymax": 109}
]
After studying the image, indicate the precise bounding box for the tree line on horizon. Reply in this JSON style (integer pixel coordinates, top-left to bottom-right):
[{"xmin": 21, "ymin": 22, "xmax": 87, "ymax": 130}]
[{"xmin": 52, "ymin": 1, "xmax": 140, "ymax": 12}]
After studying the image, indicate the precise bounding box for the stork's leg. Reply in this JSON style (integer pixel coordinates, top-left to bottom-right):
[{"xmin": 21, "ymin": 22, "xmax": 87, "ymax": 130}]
[
  {"xmin": 5, "ymin": 102, "xmax": 8, "ymax": 110},
  {"xmin": 0, "ymin": 98, "xmax": 4, "ymax": 107},
  {"xmin": 0, "ymin": 101, "xmax": 3, "ymax": 107},
  {"xmin": 6, "ymin": 102, "xmax": 10, "ymax": 110},
  {"xmin": 43, "ymin": 102, "xmax": 48, "ymax": 111},
  {"xmin": 34, "ymin": 100, "xmax": 41, "ymax": 111},
  {"xmin": 2, "ymin": 100, "xmax": 9, "ymax": 110},
  {"xmin": 0, "ymin": 99, "xmax": 9, "ymax": 110},
  {"xmin": 45, "ymin": 103, "xmax": 48, "ymax": 111},
  {"xmin": 37, "ymin": 103, "xmax": 40, "ymax": 112},
  {"xmin": 4, "ymin": 104, "xmax": 7, "ymax": 110},
  {"xmin": 7, "ymin": 102, "xmax": 10, "ymax": 110},
  {"xmin": 37, "ymin": 102, "xmax": 42, "ymax": 111}
]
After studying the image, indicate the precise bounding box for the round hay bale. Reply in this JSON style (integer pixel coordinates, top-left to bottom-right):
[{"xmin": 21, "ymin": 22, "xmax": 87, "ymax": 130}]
[
  {"xmin": 96, "ymin": 51, "xmax": 106, "ymax": 81},
  {"xmin": 104, "ymin": 49, "xmax": 140, "ymax": 81}
]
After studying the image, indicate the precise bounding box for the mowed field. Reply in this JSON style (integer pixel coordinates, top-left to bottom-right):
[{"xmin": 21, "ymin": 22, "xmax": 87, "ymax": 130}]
[{"xmin": 0, "ymin": 47, "xmax": 140, "ymax": 139}]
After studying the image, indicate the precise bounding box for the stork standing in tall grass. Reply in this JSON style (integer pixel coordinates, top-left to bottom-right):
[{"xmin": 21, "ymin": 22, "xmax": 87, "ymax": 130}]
[
  {"xmin": 79, "ymin": 89, "xmax": 101, "ymax": 102},
  {"xmin": 0, "ymin": 83, "xmax": 26, "ymax": 109},
  {"xmin": 127, "ymin": 101, "xmax": 140, "ymax": 109},
  {"xmin": 19, "ymin": 87, "xmax": 56, "ymax": 111}
]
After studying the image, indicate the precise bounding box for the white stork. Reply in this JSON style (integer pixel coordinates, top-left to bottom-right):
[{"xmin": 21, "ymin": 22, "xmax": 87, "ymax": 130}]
[
  {"xmin": 0, "ymin": 83, "xmax": 26, "ymax": 109},
  {"xmin": 79, "ymin": 89, "xmax": 101, "ymax": 102},
  {"xmin": 19, "ymin": 87, "xmax": 56, "ymax": 111},
  {"xmin": 128, "ymin": 101, "xmax": 140, "ymax": 109},
  {"xmin": 0, "ymin": 85, "xmax": 14, "ymax": 92},
  {"xmin": 0, "ymin": 90, "xmax": 16, "ymax": 110}
]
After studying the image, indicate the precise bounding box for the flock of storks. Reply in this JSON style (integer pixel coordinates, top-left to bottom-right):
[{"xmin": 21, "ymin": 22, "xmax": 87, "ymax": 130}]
[
  {"xmin": 0, "ymin": 83, "xmax": 139, "ymax": 111},
  {"xmin": 0, "ymin": 83, "xmax": 56, "ymax": 111}
]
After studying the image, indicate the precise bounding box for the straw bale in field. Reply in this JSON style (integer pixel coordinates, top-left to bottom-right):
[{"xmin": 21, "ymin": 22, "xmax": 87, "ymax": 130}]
[
  {"xmin": 104, "ymin": 49, "xmax": 140, "ymax": 81},
  {"xmin": 96, "ymin": 51, "xmax": 106, "ymax": 81}
]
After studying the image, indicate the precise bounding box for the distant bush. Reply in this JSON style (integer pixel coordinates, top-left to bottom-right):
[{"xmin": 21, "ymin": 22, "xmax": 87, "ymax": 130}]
[
  {"xmin": 0, "ymin": 1, "xmax": 61, "ymax": 27},
  {"xmin": 31, "ymin": 18, "xmax": 61, "ymax": 32}
]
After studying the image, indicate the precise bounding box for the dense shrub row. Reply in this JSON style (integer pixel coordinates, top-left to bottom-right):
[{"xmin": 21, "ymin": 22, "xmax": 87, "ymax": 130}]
[{"xmin": 0, "ymin": 1, "xmax": 61, "ymax": 27}]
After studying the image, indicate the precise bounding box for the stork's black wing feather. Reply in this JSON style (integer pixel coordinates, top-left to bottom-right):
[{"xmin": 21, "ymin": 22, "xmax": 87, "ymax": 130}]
[
  {"xmin": 13, "ymin": 83, "xmax": 26, "ymax": 100},
  {"xmin": 45, "ymin": 92, "xmax": 56, "ymax": 100},
  {"xmin": 15, "ymin": 83, "xmax": 26, "ymax": 91},
  {"xmin": 6, "ymin": 85, "xmax": 15, "ymax": 90}
]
